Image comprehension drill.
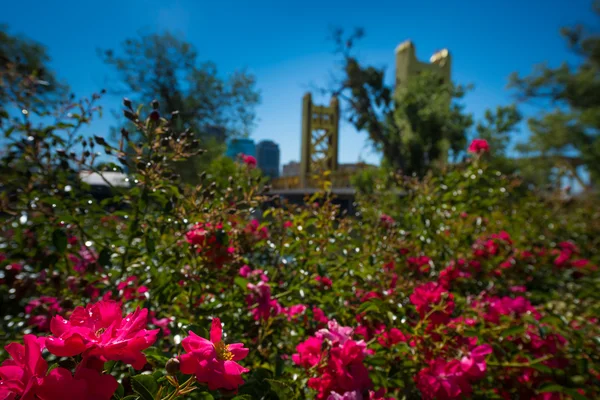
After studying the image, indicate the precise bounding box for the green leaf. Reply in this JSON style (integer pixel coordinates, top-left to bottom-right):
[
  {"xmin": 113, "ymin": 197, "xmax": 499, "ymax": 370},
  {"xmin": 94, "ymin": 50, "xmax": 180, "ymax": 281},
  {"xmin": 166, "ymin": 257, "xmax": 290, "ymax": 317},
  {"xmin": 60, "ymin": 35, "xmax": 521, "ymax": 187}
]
[
  {"xmin": 52, "ymin": 229, "xmax": 67, "ymax": 253},
  {"xmin": 234, "ymin": 276, "xmax": 248, "ymax": 290},
  {"xmin": 564, "ymin": 388, "xmax": 589, "ymax": 400},
  {"xmin": 131, "ymin": 374, "xmax": 158, "ymax": 400},
  {"xmin": 98, "ymin": 248, "xmax": 111, "ymax": 267},
  {"xmin": 146, "ymin": 233, "xmax": 155, "ymax": 255},
  {"xmin": 539, "ymin": 315, "xmax": 564, "ymax": 328},
  {"xmin": 538, "ymin": 383, "xmax": 564, "ymax": 393},
  {"xmin": 231, "ymin": 396, "xmax": 253, "ymax": 400},
  {"xmin": 530, "ymin": 363, "xmax": 553, "ymax": 374},
  {"xmin": 114, "ymin": 383, "xmax": 125, "ymax": 399},
  {"xmin": 500, "ymin": 325, "xmax": 525, "ymax": 338},
  {"xmin": 195, "ymin": 392, "xmax": 214, "ymax": 400},
  {"xmin": 266, "ymin": 378, "xmax": 295, "ymax": 399}
]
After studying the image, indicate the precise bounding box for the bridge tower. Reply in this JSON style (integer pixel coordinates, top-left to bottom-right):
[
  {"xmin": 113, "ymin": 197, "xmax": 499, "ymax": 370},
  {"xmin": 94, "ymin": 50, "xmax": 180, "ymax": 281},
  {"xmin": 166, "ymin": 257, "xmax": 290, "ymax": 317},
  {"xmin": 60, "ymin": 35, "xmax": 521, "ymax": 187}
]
[
  {"xmin": 395, "ymin": 40, "xmax": 451, "ymax": 90},
  {"xmin": 299, "ymin": 93, "xmax": 340, "ymax": 188}
]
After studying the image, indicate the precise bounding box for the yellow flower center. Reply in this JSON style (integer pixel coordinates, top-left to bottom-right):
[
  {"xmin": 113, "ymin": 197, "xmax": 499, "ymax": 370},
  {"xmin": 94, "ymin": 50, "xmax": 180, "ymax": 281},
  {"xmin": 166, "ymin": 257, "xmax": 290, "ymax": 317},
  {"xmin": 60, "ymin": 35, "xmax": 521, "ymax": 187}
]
[
  {"xmin": 214, "ymin": 340, "xmax": 234, "ymax": 361},
  {"xmin": 95, "ymin": 327, "xmax": 106, "ymax": 337}
]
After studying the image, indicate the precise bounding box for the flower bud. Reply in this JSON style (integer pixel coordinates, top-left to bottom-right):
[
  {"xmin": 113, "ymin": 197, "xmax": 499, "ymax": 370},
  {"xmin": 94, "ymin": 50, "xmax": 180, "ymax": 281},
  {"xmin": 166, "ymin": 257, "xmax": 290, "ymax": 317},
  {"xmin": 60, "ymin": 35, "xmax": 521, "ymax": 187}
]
[
  {"xmin": 165, "ymin": 358, "xmax": 180, "ymax": 375},
  {"xmin": 123, "ymin": 98, "xmax": 132, "ymax": 109},
  {"xmin": 150, "ymin": 110, "xmax": 160, "ymax": 121}
]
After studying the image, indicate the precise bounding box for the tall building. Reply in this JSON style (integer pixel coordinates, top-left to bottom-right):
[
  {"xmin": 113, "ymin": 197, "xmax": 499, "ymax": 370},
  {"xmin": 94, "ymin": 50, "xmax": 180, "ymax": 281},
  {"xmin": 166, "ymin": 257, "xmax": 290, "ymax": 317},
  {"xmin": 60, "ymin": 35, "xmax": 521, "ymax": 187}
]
[
  {"xmin": 282, "ymin": 161, "xmax": 300, "ymax": 177},
  {"xmin": 225, "ymin": 138, "xmax": 256, "ymax": 159},
  {"xmin": 256, "ymin": 140, "xmax": 280, "ymax": 178}
]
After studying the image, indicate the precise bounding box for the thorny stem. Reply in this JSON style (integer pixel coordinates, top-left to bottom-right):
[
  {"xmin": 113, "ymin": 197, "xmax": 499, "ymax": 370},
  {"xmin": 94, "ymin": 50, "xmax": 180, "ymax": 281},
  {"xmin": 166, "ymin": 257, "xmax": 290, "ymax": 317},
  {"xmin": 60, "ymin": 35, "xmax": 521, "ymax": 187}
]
[{"xmin": 488, "ymin": 354, "xmax": 553, "ymax": 368}]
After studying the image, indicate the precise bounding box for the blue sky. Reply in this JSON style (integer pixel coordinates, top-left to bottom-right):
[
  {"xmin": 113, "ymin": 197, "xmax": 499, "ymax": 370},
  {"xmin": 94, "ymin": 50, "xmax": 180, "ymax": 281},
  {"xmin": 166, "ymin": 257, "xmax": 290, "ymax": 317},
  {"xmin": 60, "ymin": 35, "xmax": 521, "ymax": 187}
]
[{"xmin": 2, "ymin": 0, "xmax": 597, "ymax": 166}]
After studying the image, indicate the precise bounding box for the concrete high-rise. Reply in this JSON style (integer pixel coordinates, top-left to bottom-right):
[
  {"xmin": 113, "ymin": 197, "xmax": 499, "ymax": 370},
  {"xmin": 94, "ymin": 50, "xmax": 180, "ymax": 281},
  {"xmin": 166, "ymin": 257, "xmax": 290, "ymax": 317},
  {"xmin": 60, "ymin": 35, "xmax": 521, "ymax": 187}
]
[{"xmin": 256, "ymin": 140, "xmax": 280, "ymax": 178}]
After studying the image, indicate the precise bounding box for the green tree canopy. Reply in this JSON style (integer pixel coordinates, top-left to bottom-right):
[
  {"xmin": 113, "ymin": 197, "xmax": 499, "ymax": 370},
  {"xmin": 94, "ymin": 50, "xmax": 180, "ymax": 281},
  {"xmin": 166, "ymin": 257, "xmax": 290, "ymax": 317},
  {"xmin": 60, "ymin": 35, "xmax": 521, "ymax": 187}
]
[
  {"xmin": 0, "ymin": 25, "xmax": 67, "ymax": 115},
  {"xmin": 510, "ymin": 1, "xmax": 600, "ymax": 190},
  {"xmin": 101, "ymin": 32, "xmax": 261, "ymax": 182}
]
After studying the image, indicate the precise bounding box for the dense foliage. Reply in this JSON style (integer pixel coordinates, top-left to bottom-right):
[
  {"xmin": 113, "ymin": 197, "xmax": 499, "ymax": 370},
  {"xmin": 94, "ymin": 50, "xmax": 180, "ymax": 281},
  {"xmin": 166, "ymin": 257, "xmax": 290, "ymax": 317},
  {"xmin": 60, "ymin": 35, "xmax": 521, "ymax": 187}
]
[{"xmin": 1, "ymin": 86, "xmax": 599, "ymax": 400}]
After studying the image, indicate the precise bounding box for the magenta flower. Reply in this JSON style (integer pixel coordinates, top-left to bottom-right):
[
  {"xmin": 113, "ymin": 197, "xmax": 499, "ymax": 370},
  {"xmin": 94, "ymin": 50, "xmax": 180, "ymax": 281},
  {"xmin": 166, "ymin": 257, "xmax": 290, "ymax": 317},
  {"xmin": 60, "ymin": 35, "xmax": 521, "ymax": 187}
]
[
  {"xmin": 244, "ymin": 219, "xmax": 269, "ymax": 240},
  {"xmin": 239, "ymin": 265, "xmax": 252, "ymax": 277},
  {"xmin": 377, "ymin": 328, "xmax": 407, "ymax": 348},
  {"xmin": 407, "ymin": 255, "xmax": 432, "ymax": 273},
  {"xmin": 150, "ymin": 315, "xmax": 173, "ymax": 336},
  {"xmin": 292, "ymin": 336, "xmax": 324, "ymax": 369},
  {"xmin": 468, "ymin": 139, "xmax": 490, "ymax": 154},
  {"xmin": 0, "ymin": 334, "xmax": 47, "ymax": 399},
  {"xmin": 179, "ymin": 318, "xmax": 249, "ymax": 391},
  {"xmin": 285, "ymin": 304, "xmax": 307, "ymax": 321},
  {"xmin": 246, "ymin": 281, "xmax": 282, "ymax": 321},
  {"xmin": 240, "ymin": 154, "xmax": 257, "ymax": 167},
  {"xmin": 316, "ymin": 320, "xmax": 355, "ymax": 346},
  {"xmin": 460, "ymin": 344, "xmax": 492, "ymax": 380},
  {"xmin": 68, "ymin": 246, "xmax": 98, "ymax": 273},
  {"xmin": 409, "ymin": 282, "xmax": 455, "ymax": 325},
  {"xmin": 416, "ymin": 359, "xmax": 472, "ymax": 400},
  {"xmin": 185, "ymin": 222, "xmax": 233, "ymax": 268},
  {"xmin": 313, "ymin": 307, "xmax": 329, "ymax": 325},
  {"xmin": 25, "ymin": 296, "xmax": 63, "ymax": 332},
  {"xmin": 379, "ymin": 214, "xmax": 394, "ymax": 227},
  {"xmin": 45, "ymin": 300, "xmax": 158, "ymax": 369},
  {"xmin": 0, "ymin": 335, "xmax": 117, "ymax": 400}
]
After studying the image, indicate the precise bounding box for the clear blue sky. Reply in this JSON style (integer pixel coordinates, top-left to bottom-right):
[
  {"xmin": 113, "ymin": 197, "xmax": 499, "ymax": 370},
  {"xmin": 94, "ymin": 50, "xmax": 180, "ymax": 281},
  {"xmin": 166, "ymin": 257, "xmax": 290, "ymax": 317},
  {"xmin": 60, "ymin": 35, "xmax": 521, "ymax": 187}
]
[{"xmin": 2, "ymin": 0, "xmax": 597, "ymax": 166}]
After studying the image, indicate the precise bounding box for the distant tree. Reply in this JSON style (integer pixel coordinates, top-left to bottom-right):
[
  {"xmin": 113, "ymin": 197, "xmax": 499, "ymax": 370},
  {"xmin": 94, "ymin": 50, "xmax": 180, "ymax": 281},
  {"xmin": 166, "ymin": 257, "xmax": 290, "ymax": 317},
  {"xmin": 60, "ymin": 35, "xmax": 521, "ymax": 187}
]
[
  {"xmin": 474, "ymin": 104, "xmax": 523, "ymax": 175},
  {"xmin": 325, "ymin": 28, "xmax": 473, "ymax": 177},
  {"xmin": 100, "ymin": 32, "xmax": 260, "ymax": 182},
  {"xmin": 0, "ymin": 25, "xmax": 67, "ymax": 115},
  {"xmin": 509, "ymin": 1, "xmax": 600, "ymax": 191}
]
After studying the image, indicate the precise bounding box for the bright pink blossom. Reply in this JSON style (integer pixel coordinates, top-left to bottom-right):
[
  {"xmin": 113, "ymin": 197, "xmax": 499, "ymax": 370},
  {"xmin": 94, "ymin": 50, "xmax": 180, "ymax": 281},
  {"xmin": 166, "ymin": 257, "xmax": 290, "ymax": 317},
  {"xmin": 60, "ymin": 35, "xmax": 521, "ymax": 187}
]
[
  {"xmin": 316, "ymin": 320, "xmax": 355, "ymax": 345},
  {"xmin": 377, "ymin": 328, "xmax": 407, "ymax": 348},
  {"xmin": 241, "ymin": 154, "xmax": 257, "ymax": 167},
  {"xmin": 25, "ymin": 296, "xmax": 62, "ymax": 332},
  {"xmin": 415, "ymin": 359, "xmax": 472, "ymax": 400},
  {"xmin": 410, "ymin": 282, "xmax": 455, "ymax": 325},
  {"xmin": 150, "ymin": 313, "xmax": 173, "ymax": 336},
  {"xmin": 460, "ymin": 344, "xmax": 492, "ymax": 380},
  {"xmin": 117, "ymin": 276, "xmax": 149, "ymax": 301},
  {"xmin": 295, "ymin": 329, "xmax": 372, "ymax": 398},
  {"xmin": 246, "ymin": 282, "xmax": 282, "ymax": 321},
  {"xmin": 468, "ymin": 139, "xmax": 490, "ymax": 154},
  {"xmin": 185, "ymin": 222, "xmax": 233, "ymax": 268},
  {"xmin": 476, "ymin": 296, "xmax": 540, "ymax": 324},
  {"xmin": 179, "ymin": 318, "xmax": 249, "ymax": 391},
  {"xmin": 292, "ymin": 336, "xmax": 324, "ymax": 369},
  {"xmin": 313, "ymin": 307, "xmax": 329, "ymax": 325},
  {"xmin": 407, "ymin": 255, "xmax": 432, "ymax": 273},
  {"xmin": 45, "ymin": 300, "xmax": 158, "ymax": 369},
  {"xmin": 0, "ymin": 335, "xmax": 117, "ymax": 400},
  {"xmin": 68, "ymin": 246, "xmax": 98, "ymax": 273},
  {"xmin": 239, "ymin": 265, "xmax": 252, "ymax": 277},
  {"xmin": 244, "ymin": 219, "xmax": 269, "ymax": 240},
  {"xmin": 0, "ymin": 334, "xmax": 47, "ymax": 399},
  {"xmin": 315, "ymin": 275, "xmax": 333, "ymax": 288},
  {"xmin": 285, "ymin": 304, "xmax": 307, "ymax": 321},
  {"xmin": 379, "ymin": 214, "xmax": 394, "ymax": 227}
]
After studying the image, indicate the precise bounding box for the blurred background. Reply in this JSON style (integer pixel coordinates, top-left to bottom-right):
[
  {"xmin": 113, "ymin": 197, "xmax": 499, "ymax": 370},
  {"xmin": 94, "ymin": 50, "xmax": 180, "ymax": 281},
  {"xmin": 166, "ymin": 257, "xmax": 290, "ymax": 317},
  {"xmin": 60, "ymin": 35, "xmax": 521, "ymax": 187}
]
[{"xmin": 2, "ymin": 0, "xmax": 599, "ymax": 193}]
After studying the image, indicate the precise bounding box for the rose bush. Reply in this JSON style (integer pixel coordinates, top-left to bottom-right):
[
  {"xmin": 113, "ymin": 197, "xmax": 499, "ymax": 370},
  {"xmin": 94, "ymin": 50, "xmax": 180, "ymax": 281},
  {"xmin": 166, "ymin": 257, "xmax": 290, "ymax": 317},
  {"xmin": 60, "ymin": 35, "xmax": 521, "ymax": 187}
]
[{"xmin": 0, "ymin": 78, "xmax": 599, "ymax": 399}]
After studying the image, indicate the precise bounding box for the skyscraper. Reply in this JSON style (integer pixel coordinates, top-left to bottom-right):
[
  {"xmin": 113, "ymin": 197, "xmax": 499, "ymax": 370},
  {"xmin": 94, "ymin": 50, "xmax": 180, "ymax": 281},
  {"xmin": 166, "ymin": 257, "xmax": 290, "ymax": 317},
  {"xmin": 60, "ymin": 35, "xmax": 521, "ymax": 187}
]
[
  {"xmin": 256, "ymin": 140, "xmax": 280, "ymax": 178},
  {"xmin": 225, "ymin": 138, "xmax": 256, "ymax": 159}
]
